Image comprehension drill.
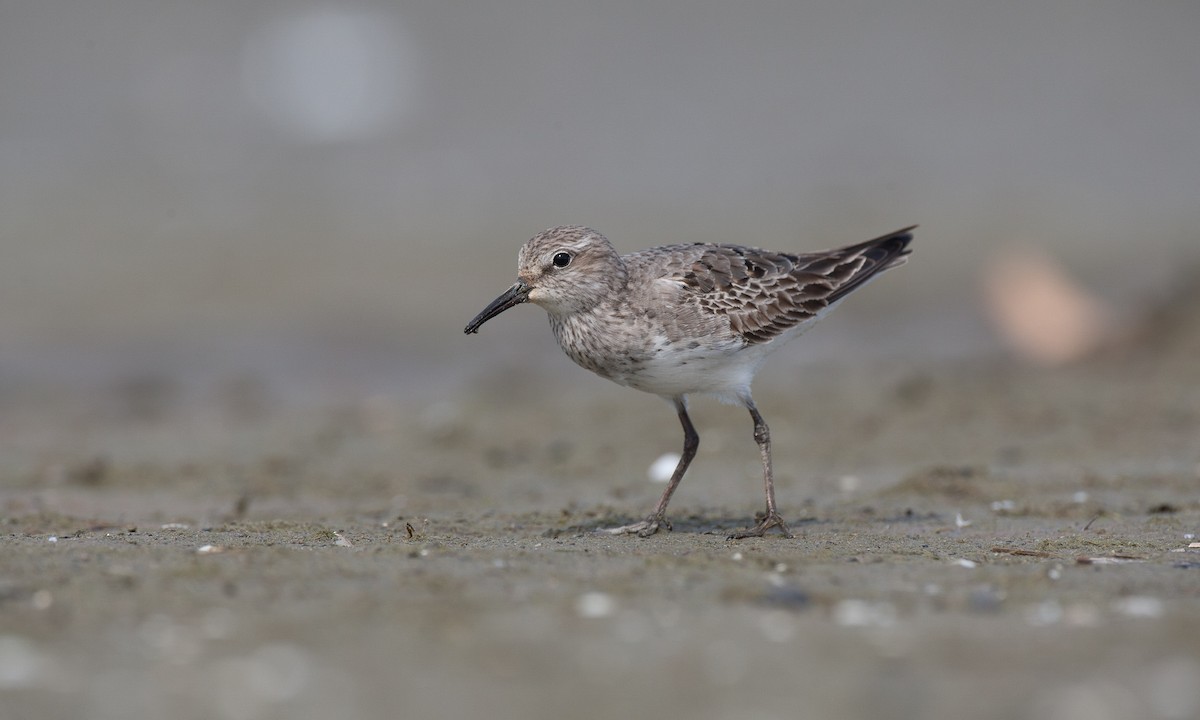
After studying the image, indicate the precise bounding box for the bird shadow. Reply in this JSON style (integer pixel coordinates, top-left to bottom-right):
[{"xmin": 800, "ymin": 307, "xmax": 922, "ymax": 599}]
[{"xmin": 547, "ymin": 512, "xmax": 825, "ymax": 538}]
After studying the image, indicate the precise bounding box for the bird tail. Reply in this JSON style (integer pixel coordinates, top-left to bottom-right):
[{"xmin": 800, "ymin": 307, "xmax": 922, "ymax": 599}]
[{"xmin": 825, "ymin": 226, "xmax": 916, "ymax": 303}]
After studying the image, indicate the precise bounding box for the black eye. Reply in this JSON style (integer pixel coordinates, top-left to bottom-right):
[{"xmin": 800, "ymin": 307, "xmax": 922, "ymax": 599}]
[{"xmin": 552, "ymin": 252, "xmax": 572, "ymax": 268}]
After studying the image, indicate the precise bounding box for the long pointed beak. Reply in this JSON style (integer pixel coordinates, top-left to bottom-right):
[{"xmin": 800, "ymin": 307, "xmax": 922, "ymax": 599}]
[{"xmin": 464, "ymin": 281, "xmax": 531, "ymax": 334}]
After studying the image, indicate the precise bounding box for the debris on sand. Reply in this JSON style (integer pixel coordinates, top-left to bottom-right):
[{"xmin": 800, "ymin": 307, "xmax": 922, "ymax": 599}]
[{"xmin": 991, "ymin": 547, "xmax": 1054, "ymax": 558}]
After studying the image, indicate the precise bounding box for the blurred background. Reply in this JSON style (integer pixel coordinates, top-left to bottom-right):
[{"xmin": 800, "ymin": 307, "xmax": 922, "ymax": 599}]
[{"xmin": 2, "ymin": 0, "xmax": 1199, "ymax": 408}]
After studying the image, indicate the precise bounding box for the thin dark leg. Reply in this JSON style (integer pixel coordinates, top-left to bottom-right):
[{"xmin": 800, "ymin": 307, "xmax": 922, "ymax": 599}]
[
  {"xmin": 650, "ymin": 399, "xmax": 699, "ymax": 521},
  {"xmin": 601, "ymin": 397, "xmax": 698, "ymax": 537},
  {"xmin": 728, "ymin": 397, "xmax": 793, "ymax": 539}
]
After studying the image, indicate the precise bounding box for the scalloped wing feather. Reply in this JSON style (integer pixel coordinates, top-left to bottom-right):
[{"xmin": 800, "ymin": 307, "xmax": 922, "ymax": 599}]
[{"xmin": 667, "ymin": 226, "xmax": 914, "ymax": 345}]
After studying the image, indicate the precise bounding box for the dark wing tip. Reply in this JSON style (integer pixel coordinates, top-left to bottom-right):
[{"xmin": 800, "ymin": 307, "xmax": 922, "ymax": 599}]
[
  {"xmin": 871, "ymin": 225, "xmax": 915, "ymax": 268},
  {"xmin": 825, "ymin": 226, "xmax": 916, "ymax": 303}
]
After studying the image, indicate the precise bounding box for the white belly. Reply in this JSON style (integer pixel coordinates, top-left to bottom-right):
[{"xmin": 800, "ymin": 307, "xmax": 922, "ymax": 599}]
[{"xmin": 610, "ymin": 339, "xmax": 773, "ymax": 401}]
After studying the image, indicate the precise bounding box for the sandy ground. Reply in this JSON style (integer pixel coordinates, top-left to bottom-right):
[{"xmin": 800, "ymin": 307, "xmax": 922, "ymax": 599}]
[{"xmin": 2, "ymin": 283, "xmax": 1200, "ymax": 720}]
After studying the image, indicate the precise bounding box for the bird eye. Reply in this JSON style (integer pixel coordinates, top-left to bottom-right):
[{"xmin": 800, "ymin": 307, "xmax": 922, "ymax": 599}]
[{"xmin": 552, "ymin": 252, "xmax": 572, "ymax": 268}]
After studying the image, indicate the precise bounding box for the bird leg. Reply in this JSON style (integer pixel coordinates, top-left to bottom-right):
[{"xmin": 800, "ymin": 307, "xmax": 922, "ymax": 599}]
[
  {"xmin": 601, "ymin": 398, "xmax": 698, "ymax": 537},
  {"xmin": 728, "ymin": 399, "xmax": 793, "ymax": 539}
]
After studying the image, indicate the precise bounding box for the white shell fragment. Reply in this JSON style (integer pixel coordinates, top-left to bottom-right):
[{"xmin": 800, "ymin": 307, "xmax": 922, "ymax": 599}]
[
  {"xmin": 833, "ymin": 599, "xmax": 897, "ymax": 627},
  {"xmin": 647, "ymin": 453, "xmax": 681, "ymax": 483},
  {"xmin": 575, "ymin": 592, "xmax": 616, "ymax": 619},
  {"xmin": 1113, "ymin": 596, "xmax": 1164, "ymax": 619},
  {"xmin": 1025, "ymin": 601, "xmax": 1064, "ymax": 626}
]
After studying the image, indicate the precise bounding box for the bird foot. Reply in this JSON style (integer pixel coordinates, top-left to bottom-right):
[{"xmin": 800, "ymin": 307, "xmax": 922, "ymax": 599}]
[
  {"xmin": 727, "ymin": 512, "xmax": 793, "ymax": 540},
  {"xmin": 599, "ymin": 514, "xmax": 671, "ymax": 538}
]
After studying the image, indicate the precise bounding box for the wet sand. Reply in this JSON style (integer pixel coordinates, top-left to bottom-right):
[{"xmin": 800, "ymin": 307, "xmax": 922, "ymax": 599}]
[{"xmin": 2, "ymin": 290, "xmax": 1200, "ymax": 720}]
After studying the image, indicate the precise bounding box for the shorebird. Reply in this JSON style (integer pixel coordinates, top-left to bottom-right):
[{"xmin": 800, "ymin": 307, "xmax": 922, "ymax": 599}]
[{"xmin": 465, "ymin": 225, "xmax": 914, "ymax": 538}]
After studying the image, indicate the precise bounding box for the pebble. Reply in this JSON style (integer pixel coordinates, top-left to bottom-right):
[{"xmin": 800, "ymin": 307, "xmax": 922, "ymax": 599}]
[
  {"xmin": 575, "ymin": 592, "xmax": 616, "ymax": 619},
  {"xmin": 647, "ymin": 453, "xmax": 680, "ymax": 483}
]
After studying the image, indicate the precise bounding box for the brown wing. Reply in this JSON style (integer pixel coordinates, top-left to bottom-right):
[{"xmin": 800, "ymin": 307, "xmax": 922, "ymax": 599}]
[{"xmin": 678, "ymin": 226, "xmax": 915, "ymax": 345}]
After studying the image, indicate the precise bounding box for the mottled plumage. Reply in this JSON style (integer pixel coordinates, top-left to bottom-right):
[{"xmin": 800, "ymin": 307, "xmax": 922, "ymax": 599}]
[{"xmin": 465, "ymin": 224, "xmax": 914, "ymax": 538}]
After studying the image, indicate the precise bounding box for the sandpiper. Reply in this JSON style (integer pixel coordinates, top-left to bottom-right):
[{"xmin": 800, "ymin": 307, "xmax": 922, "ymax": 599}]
[{"xmin": 465, "ymin": 225, "xmax": 914, "ymax": 538}]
